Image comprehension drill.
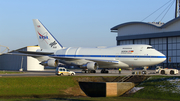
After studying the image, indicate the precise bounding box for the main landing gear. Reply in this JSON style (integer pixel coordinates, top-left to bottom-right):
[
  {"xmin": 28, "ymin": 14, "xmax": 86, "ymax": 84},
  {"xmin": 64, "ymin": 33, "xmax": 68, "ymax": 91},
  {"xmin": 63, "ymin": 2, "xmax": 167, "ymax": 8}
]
[
  {"xmin": 82, "ymin": 69, "xmax": 96, "ymax": 73},
  {"xmin": 101, "ymin": 69, "xmax": 109, "ymax": 73},
  {"xmin": 81, "ymin": 69, "xmax": 109, "ymax": 73}
]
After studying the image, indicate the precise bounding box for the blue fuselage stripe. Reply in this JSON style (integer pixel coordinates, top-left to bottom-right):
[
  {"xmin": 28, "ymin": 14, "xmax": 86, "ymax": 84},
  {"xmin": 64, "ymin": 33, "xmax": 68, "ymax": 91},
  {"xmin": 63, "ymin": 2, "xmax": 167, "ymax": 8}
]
[{"xmin": 51, "ymin": 55, "xmax": 166, "ymax": 58}]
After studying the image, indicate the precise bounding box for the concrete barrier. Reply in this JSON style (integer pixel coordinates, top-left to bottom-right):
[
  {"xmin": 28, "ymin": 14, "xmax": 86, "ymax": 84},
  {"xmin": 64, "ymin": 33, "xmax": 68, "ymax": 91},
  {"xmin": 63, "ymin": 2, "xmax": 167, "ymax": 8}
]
[{"xmin": 79, "ymin": 82, "xmax": 135, "ymax": 97}]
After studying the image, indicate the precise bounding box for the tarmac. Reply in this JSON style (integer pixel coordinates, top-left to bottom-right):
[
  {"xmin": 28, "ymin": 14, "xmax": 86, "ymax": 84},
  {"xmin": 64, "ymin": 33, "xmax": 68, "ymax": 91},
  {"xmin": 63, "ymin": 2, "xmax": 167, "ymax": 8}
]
[{"xmin": 0, "ymin": 69, "xmax": 180, "ymax": 77}]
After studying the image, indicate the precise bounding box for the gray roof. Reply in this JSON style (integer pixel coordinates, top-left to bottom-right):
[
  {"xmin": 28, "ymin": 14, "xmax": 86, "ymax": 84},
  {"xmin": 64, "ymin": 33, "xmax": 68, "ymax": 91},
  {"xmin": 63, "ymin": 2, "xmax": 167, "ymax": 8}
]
[{"xmin": 111, "ymin": 16, "xmax": 180, "ymax": 30}]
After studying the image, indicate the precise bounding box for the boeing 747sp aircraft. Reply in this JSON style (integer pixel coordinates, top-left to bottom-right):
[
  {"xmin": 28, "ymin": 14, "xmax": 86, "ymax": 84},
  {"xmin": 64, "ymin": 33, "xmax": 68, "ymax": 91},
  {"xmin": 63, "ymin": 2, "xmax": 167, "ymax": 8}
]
[{"xmin": 11, "ymin": 19, "xmax": 166, "ymax": 73}]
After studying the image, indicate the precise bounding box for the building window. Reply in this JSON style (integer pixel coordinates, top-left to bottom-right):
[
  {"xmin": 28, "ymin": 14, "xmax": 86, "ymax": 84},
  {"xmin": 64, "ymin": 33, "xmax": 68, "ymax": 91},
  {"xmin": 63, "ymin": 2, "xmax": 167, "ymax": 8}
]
[
  {"xmin": 134, "ymin": 39, "xmax": 149, "ymax": 44},
  {"xmin": 150, "ymin": 38, "xmax": 168, "ymax": 66},
  {"xmin": 119, "ymin": 40, "xmax": 133, "ymax": 45}
]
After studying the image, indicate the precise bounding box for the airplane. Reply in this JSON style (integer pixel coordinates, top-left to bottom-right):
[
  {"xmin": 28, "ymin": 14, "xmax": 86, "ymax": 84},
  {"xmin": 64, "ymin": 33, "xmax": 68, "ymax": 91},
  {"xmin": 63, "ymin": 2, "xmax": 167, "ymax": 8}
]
[{"xmin": 9, "ymin": 19, "xmax": 166, "ymax": 73}]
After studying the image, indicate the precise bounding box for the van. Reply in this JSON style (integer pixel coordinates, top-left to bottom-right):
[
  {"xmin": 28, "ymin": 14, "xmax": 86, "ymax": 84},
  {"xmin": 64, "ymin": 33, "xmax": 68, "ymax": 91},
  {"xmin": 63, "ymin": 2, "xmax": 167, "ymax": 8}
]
[{"xmin": 55, "ymin": 67, "xmax": 75, "ymax": 76}]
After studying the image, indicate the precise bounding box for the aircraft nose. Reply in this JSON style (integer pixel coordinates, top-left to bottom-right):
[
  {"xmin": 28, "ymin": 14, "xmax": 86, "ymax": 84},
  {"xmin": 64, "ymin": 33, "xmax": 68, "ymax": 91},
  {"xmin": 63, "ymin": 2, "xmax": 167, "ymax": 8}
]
[{"xmin": 160, "ymin": 53, "xmax": 166, "ymax": 62}]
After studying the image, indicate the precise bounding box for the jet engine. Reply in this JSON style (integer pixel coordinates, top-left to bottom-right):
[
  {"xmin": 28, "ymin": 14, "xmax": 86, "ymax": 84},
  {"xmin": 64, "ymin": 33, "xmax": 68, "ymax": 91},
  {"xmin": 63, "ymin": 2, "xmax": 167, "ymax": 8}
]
[
  {"xmin": 40, "ymin": 59, "xmax": 59, "ymax": 67},
  {"xmin": 81, "ymin": 62, "xmax": 98, "ymax": 70}
]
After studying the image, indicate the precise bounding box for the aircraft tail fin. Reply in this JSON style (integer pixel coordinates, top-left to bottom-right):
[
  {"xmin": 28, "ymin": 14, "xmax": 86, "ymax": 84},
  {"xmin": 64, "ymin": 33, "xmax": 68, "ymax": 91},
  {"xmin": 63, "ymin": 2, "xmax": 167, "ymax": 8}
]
[{"xmin": 33, "ymin": 19, "xmax": 63, "ymax": 50}]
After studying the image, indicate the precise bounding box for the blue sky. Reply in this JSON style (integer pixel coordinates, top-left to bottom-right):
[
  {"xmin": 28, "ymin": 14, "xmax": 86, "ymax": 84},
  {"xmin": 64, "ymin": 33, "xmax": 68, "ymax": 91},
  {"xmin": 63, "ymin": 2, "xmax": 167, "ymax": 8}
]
[{"xmin": 0, "ymin": 0, "xmax": 176, "ymax": 50}]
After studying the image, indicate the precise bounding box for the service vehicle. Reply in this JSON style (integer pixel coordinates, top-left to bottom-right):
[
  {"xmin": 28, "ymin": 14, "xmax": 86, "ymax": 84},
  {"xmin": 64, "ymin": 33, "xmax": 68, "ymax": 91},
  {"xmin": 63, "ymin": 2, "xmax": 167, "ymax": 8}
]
[
  {"xmin": 56, "ymin": 67, "xmax": 75, "ymax": 76},
  {"xmin": 156, "ymin": 66, "xmax": 179, "ymax": 75}
]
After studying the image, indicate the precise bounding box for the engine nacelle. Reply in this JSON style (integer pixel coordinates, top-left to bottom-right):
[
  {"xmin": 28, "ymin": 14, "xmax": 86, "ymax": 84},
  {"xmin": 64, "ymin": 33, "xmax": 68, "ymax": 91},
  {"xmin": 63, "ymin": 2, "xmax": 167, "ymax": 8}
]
[
  {"xmin": 86, "ymin": 62, "xmax": 98, "ymax": 70},
  {"xmin": 40, "ymin": 59, "xmax": 59, "ymax": 67}
]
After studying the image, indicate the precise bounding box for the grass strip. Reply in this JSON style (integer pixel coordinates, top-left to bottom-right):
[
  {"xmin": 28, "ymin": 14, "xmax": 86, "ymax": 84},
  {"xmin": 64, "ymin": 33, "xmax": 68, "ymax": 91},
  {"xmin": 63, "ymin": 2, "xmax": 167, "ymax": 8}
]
[
  {"xmin": 131, "ymin": 76, "xmax": 180, "ymax": 101},
  {"xmin": 0, "ymin": 75, "xmax": 179, "ymax": 101},
  {"xmin": 0, "ymin": 76, "xmax": 77, "ymax": 98}
]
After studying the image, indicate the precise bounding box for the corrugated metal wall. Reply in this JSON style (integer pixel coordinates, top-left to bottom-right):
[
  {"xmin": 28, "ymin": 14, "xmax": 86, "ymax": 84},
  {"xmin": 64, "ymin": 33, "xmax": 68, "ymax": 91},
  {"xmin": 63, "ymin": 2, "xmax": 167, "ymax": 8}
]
[
  {"xmin": 0, "ymin": 46, "xmax": 44, "ymax": 71},
  {"xmin": 0, "ymin": 47, "xmax": 27, "ymax": 71}
]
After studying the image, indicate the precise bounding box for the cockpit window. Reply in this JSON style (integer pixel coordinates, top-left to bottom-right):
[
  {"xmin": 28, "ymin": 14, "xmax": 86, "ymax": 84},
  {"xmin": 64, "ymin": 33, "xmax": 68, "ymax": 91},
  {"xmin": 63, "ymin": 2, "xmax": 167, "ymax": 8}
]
[{"xmin": 147, "ymin": 47, "xmax": 153, "ymax": 49}]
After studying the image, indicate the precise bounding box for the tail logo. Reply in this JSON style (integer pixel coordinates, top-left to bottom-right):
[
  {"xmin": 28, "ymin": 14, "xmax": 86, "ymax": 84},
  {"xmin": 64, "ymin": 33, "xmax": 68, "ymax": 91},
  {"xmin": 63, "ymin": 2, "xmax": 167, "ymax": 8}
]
[
  {"xmin": 38, "ymin": 32, "xmax": 49, "ymax": 40},
  {"xmin": 37, "ymin": 31, "xmax": 57, "ymax": 48},
  {"xmin": 49, "ymin": 41, "xmax": 57, "ymax": 47}
]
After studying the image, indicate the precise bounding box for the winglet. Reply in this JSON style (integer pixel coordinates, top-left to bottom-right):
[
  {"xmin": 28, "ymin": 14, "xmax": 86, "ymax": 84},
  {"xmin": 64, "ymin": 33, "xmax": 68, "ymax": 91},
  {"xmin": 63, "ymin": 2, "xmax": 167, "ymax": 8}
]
[{"xmin": 33, "ymin": 19, "xmax": 63, "ymax": 50}]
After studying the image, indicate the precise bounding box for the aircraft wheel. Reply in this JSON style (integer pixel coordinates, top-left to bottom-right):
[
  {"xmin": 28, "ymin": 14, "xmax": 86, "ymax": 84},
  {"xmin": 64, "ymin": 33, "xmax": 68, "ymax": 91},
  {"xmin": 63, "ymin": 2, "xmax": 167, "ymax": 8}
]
[
  {"xmin": 101, "ymin": 69, "xmax": 105, "ymax": 73},
  {"xmin": 105, "ymin": 69, "xmax": 109, "ymax": 73},
  {"xmin": 132, "ymin": 72, "xmax": 135, "ymax": 74},
  {"xmin": 101, "ymin": 69, "xmax": 108, "ymax": 73},
  {"xmin": 91, "ymin": 70, "xmax": 96, "ymax": 73}
]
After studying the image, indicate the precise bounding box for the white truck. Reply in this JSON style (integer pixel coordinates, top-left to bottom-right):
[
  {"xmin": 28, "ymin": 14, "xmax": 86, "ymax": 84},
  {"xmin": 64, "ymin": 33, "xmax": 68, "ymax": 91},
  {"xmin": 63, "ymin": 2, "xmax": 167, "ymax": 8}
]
[
  {"xmin": 55, "ymin": 67, "xmax": 75, "ymax": 76},
  {"xmin": 156, "ymin": 66, "xmax": 179, "ymax": 75}
]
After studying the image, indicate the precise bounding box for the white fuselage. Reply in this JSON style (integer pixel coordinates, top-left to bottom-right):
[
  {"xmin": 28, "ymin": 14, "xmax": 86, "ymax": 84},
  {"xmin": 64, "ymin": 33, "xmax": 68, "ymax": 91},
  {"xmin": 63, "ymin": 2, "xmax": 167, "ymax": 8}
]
[
  {"xmin": 49, "ymin": 44, "xmax": 166, "ymax": 68},
  {"xmin": 32, "ymin": 19, "xmax": 166, "ymax": 69}
]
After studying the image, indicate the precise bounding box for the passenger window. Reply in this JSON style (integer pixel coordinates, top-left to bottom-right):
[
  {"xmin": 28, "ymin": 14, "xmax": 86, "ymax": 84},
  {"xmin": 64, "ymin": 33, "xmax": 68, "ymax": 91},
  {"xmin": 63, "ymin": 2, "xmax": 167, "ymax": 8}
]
[
  {"xmin": 60, "ymin": 69, "xmax": 62, "ymax": 71},
  {"xmin": 63, "ymin": 69, "xmax": 65, "ymax": 71}
]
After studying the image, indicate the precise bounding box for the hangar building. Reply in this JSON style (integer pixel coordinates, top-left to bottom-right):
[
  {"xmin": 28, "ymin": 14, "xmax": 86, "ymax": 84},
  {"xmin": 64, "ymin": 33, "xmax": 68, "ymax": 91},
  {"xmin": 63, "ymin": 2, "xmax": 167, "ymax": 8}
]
[
  {"xmin": 0, "ymin": 46, "xmax": 44, "ymax": 71},
  {"xmin": 111, "ymin": 17, "xmax": 180, "ymax": 69}
]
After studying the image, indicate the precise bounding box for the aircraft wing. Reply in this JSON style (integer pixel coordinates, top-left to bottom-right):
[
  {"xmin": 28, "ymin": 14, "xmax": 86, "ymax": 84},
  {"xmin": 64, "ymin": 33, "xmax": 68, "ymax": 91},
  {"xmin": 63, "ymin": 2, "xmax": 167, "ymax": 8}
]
[
  {"xmin": 18, "ymin": 51, "xmax": 54, "ymax": 55},
  {"xmin": 4, "ymin": 52, "xmax": 50, "ymax": 58},
  {"xmin": 4, "ymin": 51, "xmax": 81, "ymax": 60},
  {"xmin": 48, "ymin": 55, "xmax": 122, "ymax": 67},
  {"xmin": 50, "ymin": 55, "xmax": 121, "ymax": 66},
  {"xmin": 3, "ymin": 50, "xmax": 52, "ymax": 58},
  {"xmin": 48, "ymin": 55, "xmax": 120, "ymax": 64},
  {"xmin": 5, "ymin": 51, "xmax": 122, "ymax": 67}
]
